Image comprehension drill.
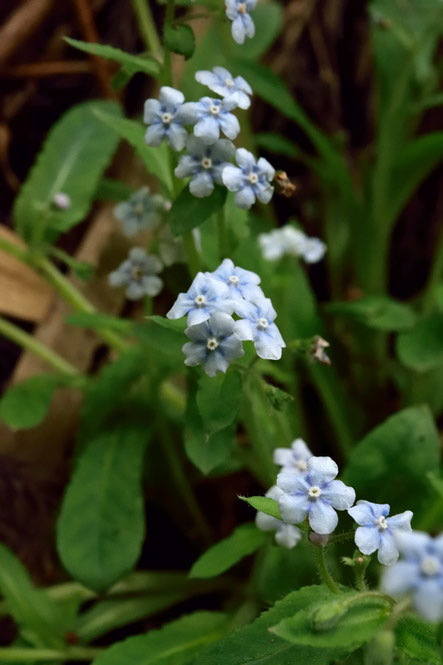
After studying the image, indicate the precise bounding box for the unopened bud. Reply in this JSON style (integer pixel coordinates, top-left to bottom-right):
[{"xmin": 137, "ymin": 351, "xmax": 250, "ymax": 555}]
[
  {"xmin": 309, "ymin": 531, "xmax": 329, "ymax": 547},
  {"xmin": 310, "ymin": 336, "xmax": 331, "ymax": 366},
  {"xmin": 53, "ymin": 192, "xmax": 71, "ymax": 210}
]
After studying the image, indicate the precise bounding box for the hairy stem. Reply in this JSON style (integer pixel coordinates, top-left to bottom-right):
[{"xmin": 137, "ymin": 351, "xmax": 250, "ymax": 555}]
[
  {"xmin": 0, "ymin": 647, "xmax": 101, "ymax": 662},
  {"xmin": 312, "ymin": 545, "xmax": 340, "ymax": 594},
  {"xmin": 131, "ymin": 0, "xmax": 162, "ymax": 57}
]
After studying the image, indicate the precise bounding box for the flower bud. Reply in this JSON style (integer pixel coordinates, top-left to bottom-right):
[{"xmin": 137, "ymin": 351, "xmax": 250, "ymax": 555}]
[
  {"xmin": 52, "ymin": 192, "xmax": 71, "ymax": 210},
  {"xmin": 309, "ymin": 531, "xmax": 329, "ymax": 547}
]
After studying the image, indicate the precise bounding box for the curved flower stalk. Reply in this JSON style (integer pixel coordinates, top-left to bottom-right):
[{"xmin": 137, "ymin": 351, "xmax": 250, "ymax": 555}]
[
  {"xmin": 225, "ymin": 0, "xmax": 257, "ymax": 44},
  {"xmin": 108, "ymin": 248, "xmax": 163, "ymax": 300},
  {"xmin": 256, "ymin": 486, "xmax": 302, "ymax": 549},
  {"xmin": 195, "ymin": 67, "xmax": 252, "ymax": 109}
]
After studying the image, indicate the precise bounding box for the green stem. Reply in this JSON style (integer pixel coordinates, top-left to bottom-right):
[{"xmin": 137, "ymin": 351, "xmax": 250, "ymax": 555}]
[
  {"xmin": 216, "ymin": 208, "xmax": 228, "ymax": 261},
  {"xmin": 0, "ymin": 235, "xmax": 30, "ymax": 263},
  {"xmin": 0, "ymin": 647, "xmax": 101, "ymax": 662},
  {"xmin": 162, "ymin": 0, "xmax": 175, "ymax": 86},
  {"xmin": 312, "ymin": 545, "xmax": 340, "ymax": 594},
  {"xmin": 182, "ymin": 231, "xmax": 202, "ymax": 276},
  {"xmin": 0, "ymin": 316, "xmax": 79, "ymax": 377},
  {"xmin": 422, "ymin": 224, "xmax": 443, "ymax": 314},
  {"xmin": 131, "ymin": 0, "xmax": 162, "ymax": 56}
]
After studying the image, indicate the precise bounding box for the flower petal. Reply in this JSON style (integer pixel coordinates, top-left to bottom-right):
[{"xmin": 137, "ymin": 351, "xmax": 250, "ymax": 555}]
[
  {"xmin": 322, "ymin": 480, "xmax": 355, "ymax": 510},
  {"xmin": 204, "ymin": 349, "xmax": 229, "ymax": 376},
  {"xmin": 355, "ymin": 526, "xmax": 380, "ymax": 555},
  {"xmin": 413, "ymin": 580, "xmax": 443, "ymax": 622},
  {"xmin": 141, "ymin": 275, "xmax": 163, "ymax": 296},
  {"xmin": 278, "ymin": 493, "xmax": 310, "ymax": 525},
  {"xmin": 167, "ymin": 293, "xmax": 192, "ymax": 319},
  {"xmin": 183, "ymin": 341, "xmax": 206, "ymax": 366},
  {"xmin": 208, "ymin": 311, "xmax": 235, "ymax": 337},
  {"xmin": 234, "ymin": 318, "xmax": 255, "ymax": 341},
  {"xmin": 348, "ymin": 501, "xmax": 377, "ymax": 526},
  {"xmin": 143, "ymin": 98, "xmax": 161, "ymax": 123},
  {"xmin": 277, "ymin": 471, "xmax": 310, "ymax": 494},
  {"xmin": 256, "ymin": 511, "xmax": 280, "ymax": 532},
  {"xmin": 190, "ymin": 172, "xmax": 214, "ymax": 198},
  {"xmin": 309, "ymin": 500, "xmax": 338, "ymax": 535},
  {"xmin": 175, "ymin": 154, "xmax": 198, "ymax": 178},
  {"xmin": 231, "ymin": 16, "xmax": 246, "ymax": 44},
  {"xmin": 236, "ymin": 148, "xmax": 256, "ymax": 170},
  {"xmin": 307, "ymin": 456, "xmax": 338, "ymax": 487},
  {"xmin": 275, "ymin": 524, "xmax": 302, "ymax": 549},
  {"xmin": 185, "ymin": 321, "xmax": 210, "ymax": 342},
  {"xmin": 159, "ymin": 86, "xmax": 184, "ymax": 108},
  {"xmin": 382, "ymin": 561, "xmax": 418, "ymax": 595},
  {"xmin": 235, "ymin": 186, "xmax": 256, "ymax": 210},
  {"xmin": 386, "ymin": 510, "xmax": 413, "ymax": 531},
  {"xmin": 187, "ymin": 307, "xmax": 212, "ymax": 326},
  {"xmin": 167, "ymin": 123, "xmax": 188, "ymax": 151},
  {"xmin": 219, "ymin": 112, "xmax": 240, "ymax": 140},
  {"xmin": 194, "ymin": 116, "xmax": 220, "ymax": 144},
  {"xmin": 220, "ymin": 334, "xmax": 244, "ymax": 361},
  {"xmin": 273, "ymin": 448, "xmax": 296, "ymax": 467},
  {"xmin": 222, "ymin": 165, "xmax": 244, "ymax": 191},
  {"xmin": 378, "ymin": 531, "xmax": 399, "ymax": 566},
  {"xmin": 145, "ymin": 123, "xmax": 165, "ymax": 146}
]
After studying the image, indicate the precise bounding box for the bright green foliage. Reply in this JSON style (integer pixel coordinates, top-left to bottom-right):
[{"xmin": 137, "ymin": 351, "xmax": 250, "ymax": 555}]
[
  {"xmin": 0, "ymin": 374, "xmax": 59, "ymax": 429},
  {"xmin": 395, "ymin": 614, "xmax": 441, "ymax": 664},
  {"xmin": 363, "ymin": 630, "xmax": 395, "ymax": 665},
  {"xmin": 91, "ymin": 611, "xmax": 231, "ymax": 665},
  {"xmin": 325, "ymin": 296, "xmax": 417, "ymax": 331},
  {"xmin": 343, "ymin": 405, "xmax": 441, "ymax": 514},
  {"xmin": 57, "ymin": 425, "xmax": 149, "ymax": 591},
  {"xmin": 396, "ymin": 313, "xmax": 443, "ymax": 371},
  {"xmin": 164, "ymin": 24, "xmax": 195, "ymax": 60},
  {"xmin": 14, "ymin": 101, "xmax": 122, "ymax": 244},
  {"xmin": 96, "ymin": 178, "xmax": 135, "ymax": 202},
  {"xmin": 196, "ymin": 371, "xmax": 242, "ymax": 434},
  {"xmin": 190, "ymin": 523, "xmax": 266, "ymax": 578},
  {"xmin": 169, "ymin": 186, "xmax": 227, "ymax": 235},
  {"xmin": 66, "ymin": 312, "xmax": 135, "ymax": 335},
  {"xmin": 239, "ymin": 496, "xmax": 282, "ymax": 521},
  {"xmin": 64, "ymin": 37, "xmax": 161, "ymax": 76}
]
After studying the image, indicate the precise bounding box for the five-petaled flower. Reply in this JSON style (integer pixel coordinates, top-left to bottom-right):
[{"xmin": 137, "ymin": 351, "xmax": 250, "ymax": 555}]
[
  {"xmin": 175, "ymin": 136, "xmax": 235, "ymax": 198},
  {"xmin": 234, "ymin": 297, "xmax": 285, "ymax": 360},
  {"xmin": 273, "ymin": 438, "xmax": 313, "ymax": 472},
  {"xmin": 382, "ymin": 531, "xmax": 443, "ymax": 622},
  {"xmin": 277, "ymin": 456, "xmax": 356, "ymax": 535},
  {"xmin": 195, "ymin": 67, "xmax": 252, "ymax": 110},
  {"xmin": 108, "ymin": 247, "xmax": 163, "ymax": 300},
  {"xmin": 255, "ymin": 486, "xmax": 302, "ymax": 549},
  {"xmin": 114, "ymin": 187, "xmax": 167, "ymax": 237},
  {"xmin": 167, "ymin": 272, "xmax": 233, "ymax": 326},
  {"xmin": 223, "ymin": 148, "xmax": 275, "ymax": 209},
  {"xmin": 144, "ymin": 86, "xmax": 194, "ymax": 151},
  {"xmin": 225, "ymin": 0, "xmax": 257, "ymax": 44},
  {"xmin": 186, "ymin": 97, "xmax": 240, "ymax": 144},
  {"xmin": 210, "ymin": 258, "xmax": 263, "ymax": 304},
  {"xmin": 348, "ymin": 501, "xmax": 413, "ymax": 566},
  {"xmin": 183, "ymin": 312, "xmax": 244, "ymax": 377},
  {"xmin": 258, "ymin": 225, "xmax": 327, "ymax": 263}
]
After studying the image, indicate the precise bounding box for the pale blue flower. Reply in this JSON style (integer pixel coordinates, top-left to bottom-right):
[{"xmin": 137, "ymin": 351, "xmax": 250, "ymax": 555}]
[
  {"xmin": 210, "ymin": 258, "xmax": 263, "ymax": 303},
  {"xmin": 223, "ymin": 149, "xmax": 275, "ymax": 209},
  {"xmin": 277, "ymin": 456, "xmax": 356, "ymax": 535},
  {"xmin": 183, "ymin": 312, "xmax": 244, "ymax": 377},
  {"xmin": 301, "ymin": 237, "xmax": 327, "ymax": 264},
  {"xmin": 348, "ymin": 501, "xmax": 413, "ymax": 566},
  {"xmin": 273, "ymin": 438, "xmax": 313, "ymax": 472},
  {"xmin": 255, "ymin": 486, "xmax": 302, "ymax": 549},
  {"xmin": 114, "ymin": 187, "xmax": 167, "ymax": 237},
  {"xmin": 185, "ymin": 97, "xmax": 240, "ymax": 145},
  {"xmin": 258, "ymin": 225, "xmax": 327, "ymax": 263},
  {"xmin": 167, "ymin": 272, "xmax": 233, "ymax": 326},
  {"xmin": 144, "ymin": 86, "xmax": 194, "ymax": 151},
  {"xmin": 175, "ymin": 136, "xmax": 235, "ymax": 198},
  {"xmin": 225, "ymin": 0, "xmax": 257, "ymax": 44},
  {"xmin": 108, "ymin": 247, "xmax": 163, "ymax": 300},
  {"xmin": 195, "ymin": 67, "xmax": 252, "ymax": 110},
  {"xmin": 383, "ymin": 531, "xmax": 443, "ymax": 622},
  {"xmin": 234, "ymin": 297, "xmax": 285, "ymax": 360}
]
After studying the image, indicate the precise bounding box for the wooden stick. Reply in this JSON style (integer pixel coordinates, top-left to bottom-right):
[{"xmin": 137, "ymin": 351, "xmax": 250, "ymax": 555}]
[
  {"xmin": 0, "ymin": 60, "xmax": 92, "ymax": 78},
  {"xmin": 0, "ymin": 0, "xmax": 54, "ymax": 67}
]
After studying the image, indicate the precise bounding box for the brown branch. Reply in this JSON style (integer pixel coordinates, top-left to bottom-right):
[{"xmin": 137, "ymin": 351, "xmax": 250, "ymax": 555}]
[
  {"xmin": 0, "ymin": 60, "xmax": 92, "ymax": 78},
  {"xmin": 0, "ymin": 0, "xmax": 54, "ymax": 67}
]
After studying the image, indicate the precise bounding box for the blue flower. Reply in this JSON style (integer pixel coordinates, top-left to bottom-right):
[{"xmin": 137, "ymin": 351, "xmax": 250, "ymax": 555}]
[
  {"xmin": 300, "ymin": 237, "xmax": 327, "ymax": 264},
  {"xmin": 273, "ymin": 438, "xmax": 313, "ymax": 472},
  {"xmin": 167, "ymin": 272, "xmax": 233, "ymax": 326},
  {"xmin": 234, "ymin": 297, "xmax": 285, "ymax": 360},
  {"xmin": 175, "ymin": 136, "xmax": 235, "ymax": 198},
  {"xmin": 348, "ymin": 501, "xmax": 413, "ymax": 566},
  {"xmin": 223, "ymin": 149, "xmax": 275, "ymax": 209},
  {"xmin": 183, "ymin": 312, "xmax": 244, "ymax": 377},
  {"xmin": 114, "ymin": 187, "xmax": 167, "ymax": 237},
  {"xmin": 210, "ymin": 258, "xmax": 263, "ymax": 303},
  {"xmin": 277, "ymin": 456, "xmax": 356, "ymax": 535},
  {"xmin": 258, "ymin": 225, "xmax": 327, "ymax": 264},
  {"xmin": 144, "ymin": 86, "xmax": 194, "ymax": 151},
  {"xmin": 255, "ymin": 486, "xmax": 302, "ymax": 549},
  {"xmin": 382, "ymin": 531, "xmax": 443, "ymax": 622},
  {"xmin": 195, "ymin": 67, "xmax": 252, "ymax": 110},
  {"xmin": 225, "ymin": 0, "xmax": 257, "ymax": 44},
  {"xmin": 185, "ymin": 97, "xmax": 240, "ymax": 145},
  {"xmin": 108, "ymin": 247, "xmax": 163, "ymax": 300}
]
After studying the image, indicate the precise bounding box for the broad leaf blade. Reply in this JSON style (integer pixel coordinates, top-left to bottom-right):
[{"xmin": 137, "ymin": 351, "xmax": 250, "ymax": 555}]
[
  {"xmin": 239, "ymin": 495, "xmax": 282, "ymax": 520},
  {"xmin": 0, "ymin": 374, "xmax": 59, "ymax": 429},
  {"xmin": 169, "ymin": 186, "xmax": 227, "ymax": 236},
  {"xmin": 396, "ymin": 313, "xmax": 443, "ymax": 371},
  {"xmin": 196, "ymin": 371, "xmax": 242, "ymax": 434},
  {"xmin": 324, "ymin": 296, "xmax": 416, "ymax": 331}
]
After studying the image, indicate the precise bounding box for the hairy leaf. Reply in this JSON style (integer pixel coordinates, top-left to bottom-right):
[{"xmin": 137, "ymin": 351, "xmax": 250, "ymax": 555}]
[
  {"xmin": 169, "ymin": 186, "xmax": 227, "ymax": 236},
  {"xmin": 395, "ymin": 614, "xmax": 441, "ymax": 664}
]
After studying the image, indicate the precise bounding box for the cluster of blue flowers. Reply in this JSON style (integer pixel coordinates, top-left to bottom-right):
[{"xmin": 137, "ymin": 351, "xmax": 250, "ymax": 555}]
[
  {"xmin": 259, "ymin": 225, "xmax": 327, "ymax": 264},
  {"xmin": 255, "ymin": 438, "xmax": 442, "ymax": 622},
  {"xmin": 167, "ymin": 259, "xmax": 285, "ymax": 376},
  {"xmin": 144, "ymin": 70, "xmax": 276, "ymax": 210}
]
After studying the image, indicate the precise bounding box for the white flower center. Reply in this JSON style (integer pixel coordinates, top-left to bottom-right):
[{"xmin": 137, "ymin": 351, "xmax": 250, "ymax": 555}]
[
  {"xmin": 133, "ymin": 203, "xmax": 144, "ymax": 215},
  {"xmin": 248, "ymin": 172, "xmax": 259, "ymax": 184},
  {"xmin": 374, "ymin": 516, "xmax": 388, "ymax": 530},
  {"xmin": 206, "ymin": 336, "xmax": 219, "ymax": 351},
  {"xmin": 161, "ymin": 112, "xmax": 173, "ymax": 124},
  {"xmin": 225, "ymin": 78, "xmax": 235, "ymax": 88},
  {"xmin": 308, "ymin": 486, "xmax": 322, "ymax": 499},
  {"xmin": 257, "ymin": 317, "xmax": 268, "ymax": 330},
  {"xmin": 228, "ymin": 275, "xmax": 239, "ymax": 285},
  {"xmin": 295, "ymin": 460, "xmax": 308, "ymax": 472},
  {"xmin": 210, "ymin": 104, "xmax": 220, "ymax": 115},
  {"xmin": 201, "ymin": 157, "xmax": 212, "ymax": 169},
  {"xmin": 194, "ymin": 294, "xmax": 206, "ymax": 306},
  {"xmin": 421, "ymin": 556, "xmax": 440, "ymax": 577},
  {"xmin": 238, "ymin": 3, "xmax": 247, "ymax": 13}
]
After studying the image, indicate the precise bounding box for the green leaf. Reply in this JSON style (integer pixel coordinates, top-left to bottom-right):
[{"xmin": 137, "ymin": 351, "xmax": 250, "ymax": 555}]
[
  {"xmin": 193, "ymin": 585, "xmax": 343, "ymax": 665},
  {"xmin": 57, "ymin": 424, "xmax": 148, "ymax": 591},
  {"xmin": 66, "ymin": 311, "xmax": 134, "ymax": 334},
  {"xmin": 196, "ymin": 371, "xmax": 242, "ymax": 434},
  {"xmin": 91, "ymin": 611, "xmax": 230, "ymax": 665},
  {"xmin": 190, "ymin": 524, "xmax": 266, "ymax": 579},
  {"xmin": 169, "ymin": 186, "xmax": 227, "ymax": 236},
  {"xmin": 256, "ymin": 132, "xmax": 303, "ymax": 159},
  {"xmin": 396, "ymin": 313, "xmax": 443, "ymax": 371},
  {"xmin": 0, "ymin": 544, "xmax": 67, "ymax": 647},
  {"xmin": 343, "ymin": 405, "xmax": 440, "ymax": 515},
  {"xmin": 395, "ymin": 614, "xmax": 441, "ymax": 664},
  {"xmin": 0, "ymin": 374, "xmax": 59, "ymax": 430},
  {"xmin": 239, "ymin": 495, "xmax": 282, "ymax": 520},
  {"xmin": 262, "ymin": 383, "xmax": 294, "ymax": 411},
  {"xmin": 324, "ymin": 296, "xmax": 417, "ymax": 331},
  {"xmin": 271, "ymin": 594, "xmax": 391, "ymax": 649},
  {"xmin": 14, "ymin": 101, "xmax": 122, "ymax": 243},
  {"xmin": 93, "ymin": 111, "xmax": 173, "ymax": 191},
  {"xmin": 64, "ymin": 37, "xmax": 161, "ymax": 76},
  {"xmin": 96, "ymin": 178, "xmax": 135, "ymax": 202},
  {"xmin": 147, "ymin": 315, "xmax": 187, "ymax": 334},
  {"xmin": 164, "ymin": 24, "xmax": 195, "ymax": 59}
]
